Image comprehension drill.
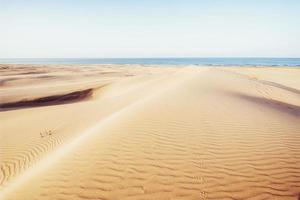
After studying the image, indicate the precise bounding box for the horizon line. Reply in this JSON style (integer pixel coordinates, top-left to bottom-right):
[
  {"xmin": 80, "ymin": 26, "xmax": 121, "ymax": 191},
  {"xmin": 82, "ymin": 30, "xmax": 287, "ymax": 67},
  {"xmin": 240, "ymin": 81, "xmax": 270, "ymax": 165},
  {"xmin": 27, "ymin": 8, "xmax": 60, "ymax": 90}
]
[{"xmin": 1, "ymin": 57, "xmax": 300, "ymax": 59}]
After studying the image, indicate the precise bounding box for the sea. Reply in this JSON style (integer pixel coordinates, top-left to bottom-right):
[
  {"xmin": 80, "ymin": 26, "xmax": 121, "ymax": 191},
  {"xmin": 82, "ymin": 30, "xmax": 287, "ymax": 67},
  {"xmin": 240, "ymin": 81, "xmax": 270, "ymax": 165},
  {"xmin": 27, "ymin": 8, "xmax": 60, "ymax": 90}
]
[{"xmin": 0, "ymin": 58, "xmax": 300, "ymax": 66}]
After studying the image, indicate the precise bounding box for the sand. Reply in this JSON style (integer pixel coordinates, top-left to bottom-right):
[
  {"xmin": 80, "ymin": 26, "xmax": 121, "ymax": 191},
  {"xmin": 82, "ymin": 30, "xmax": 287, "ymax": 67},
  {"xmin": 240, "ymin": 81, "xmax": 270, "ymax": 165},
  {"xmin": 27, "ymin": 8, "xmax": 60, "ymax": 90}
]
[{"xmin": 0, "ymin": 64, "xmax": 299, "ymax": 200}]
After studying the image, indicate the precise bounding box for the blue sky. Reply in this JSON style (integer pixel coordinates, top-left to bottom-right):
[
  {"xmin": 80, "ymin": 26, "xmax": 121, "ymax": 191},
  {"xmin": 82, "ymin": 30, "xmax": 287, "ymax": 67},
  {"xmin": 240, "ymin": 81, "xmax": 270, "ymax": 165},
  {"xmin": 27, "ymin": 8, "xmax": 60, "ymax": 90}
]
[{"xmin": 1, "ymin": 0, "xmax": 300, "ymax": 58}]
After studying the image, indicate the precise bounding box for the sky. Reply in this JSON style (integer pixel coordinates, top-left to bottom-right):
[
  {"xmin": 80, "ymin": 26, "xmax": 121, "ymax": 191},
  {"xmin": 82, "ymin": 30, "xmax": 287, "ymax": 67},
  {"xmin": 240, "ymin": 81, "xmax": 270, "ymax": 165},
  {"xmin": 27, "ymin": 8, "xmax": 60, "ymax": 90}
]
[{"xmin": 1, "ymin": 0, "xmax": 300, "ymax": 58}]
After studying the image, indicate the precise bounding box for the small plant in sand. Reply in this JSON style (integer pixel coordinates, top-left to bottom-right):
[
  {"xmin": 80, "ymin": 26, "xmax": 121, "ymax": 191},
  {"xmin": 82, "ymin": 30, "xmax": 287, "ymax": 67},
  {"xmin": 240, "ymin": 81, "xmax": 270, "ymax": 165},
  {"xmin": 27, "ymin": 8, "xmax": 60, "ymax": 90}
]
[{"xmin": 40, "ymin": 130, "xmax": 54, "ymax": 138}]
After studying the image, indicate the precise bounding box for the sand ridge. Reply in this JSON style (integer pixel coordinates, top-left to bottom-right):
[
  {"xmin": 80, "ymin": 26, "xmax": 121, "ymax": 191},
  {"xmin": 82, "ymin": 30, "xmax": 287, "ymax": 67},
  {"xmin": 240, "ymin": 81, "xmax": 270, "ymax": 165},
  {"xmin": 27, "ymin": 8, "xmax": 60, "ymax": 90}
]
[{"xmin": 0, "ymin": 65, "xmax": 300, "ymax": 200}]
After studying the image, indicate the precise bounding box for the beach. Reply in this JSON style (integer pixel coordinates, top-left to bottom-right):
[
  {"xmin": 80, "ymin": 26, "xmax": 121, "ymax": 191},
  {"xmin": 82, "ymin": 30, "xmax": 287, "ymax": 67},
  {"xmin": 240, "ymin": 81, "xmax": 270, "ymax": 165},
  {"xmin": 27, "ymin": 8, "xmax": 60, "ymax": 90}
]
[{"xmin": 0, "ymin": 64, "xmax": 300, "ymax": 199}]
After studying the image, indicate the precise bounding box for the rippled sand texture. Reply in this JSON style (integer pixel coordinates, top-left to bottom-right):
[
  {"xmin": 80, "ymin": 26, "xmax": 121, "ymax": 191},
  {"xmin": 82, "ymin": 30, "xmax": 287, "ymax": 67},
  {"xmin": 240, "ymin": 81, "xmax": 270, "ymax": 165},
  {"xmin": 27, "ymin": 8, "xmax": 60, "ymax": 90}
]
[{"xmin": 0, "ymin": 65, "xmax": 300, "ymax": 200}]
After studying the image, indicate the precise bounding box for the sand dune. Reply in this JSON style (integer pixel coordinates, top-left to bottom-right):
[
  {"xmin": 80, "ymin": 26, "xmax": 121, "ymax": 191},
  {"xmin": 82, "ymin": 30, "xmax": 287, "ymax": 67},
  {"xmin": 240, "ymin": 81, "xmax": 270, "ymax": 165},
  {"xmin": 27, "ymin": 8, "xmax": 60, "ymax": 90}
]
[{"xmin": 0, "ymin": 65, "xmax": 299, "ymax": 200}]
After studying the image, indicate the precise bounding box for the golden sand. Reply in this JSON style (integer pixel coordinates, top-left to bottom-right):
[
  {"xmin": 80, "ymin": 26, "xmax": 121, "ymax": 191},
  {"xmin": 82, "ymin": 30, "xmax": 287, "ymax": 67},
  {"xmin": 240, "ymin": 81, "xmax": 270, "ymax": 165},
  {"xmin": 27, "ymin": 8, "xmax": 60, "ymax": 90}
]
[{"xmin": 0, "ymin": 64, "xmax": 300, "ymax": 200}]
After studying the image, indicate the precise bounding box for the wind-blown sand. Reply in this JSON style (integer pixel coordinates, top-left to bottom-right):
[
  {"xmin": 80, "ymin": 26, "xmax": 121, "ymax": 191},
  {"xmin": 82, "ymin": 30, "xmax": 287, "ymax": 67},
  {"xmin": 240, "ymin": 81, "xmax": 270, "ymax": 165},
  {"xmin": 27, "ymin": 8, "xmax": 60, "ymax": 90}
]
[{"xmin": 0, "ymin": 64, "xmax": 299, "ymax": 200}]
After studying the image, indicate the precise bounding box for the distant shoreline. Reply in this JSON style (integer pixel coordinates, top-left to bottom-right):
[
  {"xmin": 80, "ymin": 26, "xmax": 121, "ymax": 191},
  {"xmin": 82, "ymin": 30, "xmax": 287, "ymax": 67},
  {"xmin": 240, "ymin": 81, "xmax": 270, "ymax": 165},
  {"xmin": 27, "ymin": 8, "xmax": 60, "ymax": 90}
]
[{"xmin": 1, "ymin": 57, "xmax": 300, "ymax": 66}]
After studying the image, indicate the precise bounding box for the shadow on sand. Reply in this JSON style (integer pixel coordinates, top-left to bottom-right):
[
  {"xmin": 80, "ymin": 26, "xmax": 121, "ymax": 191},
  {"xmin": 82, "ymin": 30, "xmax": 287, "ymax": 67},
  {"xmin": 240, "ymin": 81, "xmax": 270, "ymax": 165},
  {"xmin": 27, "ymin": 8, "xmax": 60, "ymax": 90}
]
[
  {"xmin": 231, "ymin": 92, "xmax": 300, "ymax": 117},
  {"xmin": 0, "ymin": 88, "xmax": 94, "ymax": 112}
]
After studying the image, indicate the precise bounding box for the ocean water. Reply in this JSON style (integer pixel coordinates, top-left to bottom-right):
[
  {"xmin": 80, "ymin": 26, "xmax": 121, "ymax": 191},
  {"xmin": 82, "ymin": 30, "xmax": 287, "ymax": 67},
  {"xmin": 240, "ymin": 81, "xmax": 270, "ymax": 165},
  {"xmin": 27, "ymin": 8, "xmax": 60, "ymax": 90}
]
[{"xmin": 0, "ymin": 58, "xmax": 300, "ymax": 66}]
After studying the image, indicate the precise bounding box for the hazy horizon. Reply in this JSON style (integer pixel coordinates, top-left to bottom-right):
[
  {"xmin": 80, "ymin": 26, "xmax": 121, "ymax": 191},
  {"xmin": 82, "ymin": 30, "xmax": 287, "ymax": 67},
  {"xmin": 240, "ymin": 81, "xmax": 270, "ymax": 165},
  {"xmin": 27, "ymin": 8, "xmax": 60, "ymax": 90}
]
[
  {"xmin": 1, "ymin": 0, "xmax": 300, "ymax": 58},
  {"xmin": 1, "ymin": 56, "xmax": 300, "ymax": 59}
]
